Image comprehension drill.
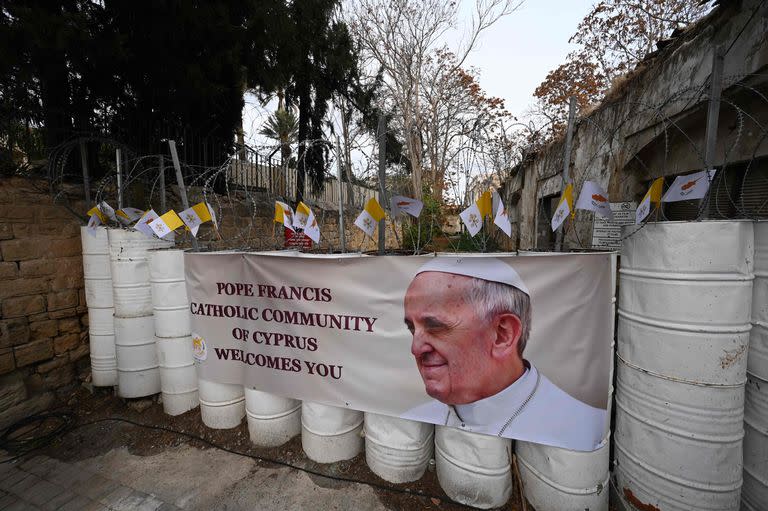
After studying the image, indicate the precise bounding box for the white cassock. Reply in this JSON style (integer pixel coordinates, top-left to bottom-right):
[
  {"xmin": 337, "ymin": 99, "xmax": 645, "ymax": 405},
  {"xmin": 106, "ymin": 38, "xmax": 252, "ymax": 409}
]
[{"xmin": 400, "ymin": 363, "xmax": 606, "ymax": 452}]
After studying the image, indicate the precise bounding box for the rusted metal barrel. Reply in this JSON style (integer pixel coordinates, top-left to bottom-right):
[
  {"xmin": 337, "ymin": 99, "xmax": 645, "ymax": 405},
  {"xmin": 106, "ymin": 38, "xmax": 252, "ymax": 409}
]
[{"xmin": 616, "ymin": 220, "xmax": 753, "ymax": 511}]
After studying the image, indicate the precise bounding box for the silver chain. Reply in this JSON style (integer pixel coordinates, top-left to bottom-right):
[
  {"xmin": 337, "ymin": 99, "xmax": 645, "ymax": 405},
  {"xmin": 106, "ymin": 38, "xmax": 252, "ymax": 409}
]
[{"xmin": 497, "ymin": 370, "xmax": 541, "ymax": 437}]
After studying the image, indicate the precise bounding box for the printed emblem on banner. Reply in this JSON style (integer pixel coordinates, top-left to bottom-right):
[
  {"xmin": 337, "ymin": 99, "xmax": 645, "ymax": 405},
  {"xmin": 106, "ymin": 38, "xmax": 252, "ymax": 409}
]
[{"xmin": 192, "ymin": 333, "xmax": 207, "ymax": 361}]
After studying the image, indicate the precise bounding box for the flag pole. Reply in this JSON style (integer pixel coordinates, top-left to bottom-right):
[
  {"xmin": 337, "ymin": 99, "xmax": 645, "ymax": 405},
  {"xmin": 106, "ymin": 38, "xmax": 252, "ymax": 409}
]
[
  {"xmin": 555, "ymin": 97, "xmax": 577, "ymax": 252},
  {"xmin": 377, "ymin": 115, "xmax": 387, "ymax": 255},
  {"xmin": 168, "ymin": 140, "xmax": 199, "ymax": 250},
  {"xmin": 335, "ymin": 135, "xmax": 346, "ymax": 253}
]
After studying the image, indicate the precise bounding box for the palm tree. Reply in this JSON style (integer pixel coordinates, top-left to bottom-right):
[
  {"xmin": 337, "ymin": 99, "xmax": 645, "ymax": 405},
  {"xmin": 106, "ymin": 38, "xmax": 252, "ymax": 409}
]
[{"xmin": 259, "ymin": 106, "xmax": 298, "ymax": 167}]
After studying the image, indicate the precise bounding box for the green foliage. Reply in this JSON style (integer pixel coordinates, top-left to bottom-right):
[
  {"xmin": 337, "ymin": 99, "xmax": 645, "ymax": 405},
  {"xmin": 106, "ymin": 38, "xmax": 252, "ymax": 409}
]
[
  {"xmin": 452, "ymin": 227, "xmax": 501, "ymax": 253},
  {"xmin": 401, "ymin": 190, "xmax": 443, "ymax": 252}
]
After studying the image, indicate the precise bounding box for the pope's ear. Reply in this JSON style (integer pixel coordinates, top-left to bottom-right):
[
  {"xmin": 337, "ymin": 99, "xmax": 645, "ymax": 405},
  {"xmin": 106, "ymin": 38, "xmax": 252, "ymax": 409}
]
[{"xmin": 491, "ymin": 312, "xmax": 522, "ymax": 359}]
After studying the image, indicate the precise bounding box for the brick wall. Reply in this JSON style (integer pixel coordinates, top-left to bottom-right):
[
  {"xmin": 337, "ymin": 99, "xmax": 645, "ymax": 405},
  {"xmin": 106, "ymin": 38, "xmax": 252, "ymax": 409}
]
[{"xmin": 0, "ymin": 177, "xmax": 90, "ymax": 430}]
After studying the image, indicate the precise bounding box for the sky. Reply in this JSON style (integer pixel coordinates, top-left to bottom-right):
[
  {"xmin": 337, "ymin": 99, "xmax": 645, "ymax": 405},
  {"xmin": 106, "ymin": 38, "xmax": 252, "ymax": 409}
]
[{"xmin": 242, "ymin": 0, "xmax": 595, "ymax": 153}]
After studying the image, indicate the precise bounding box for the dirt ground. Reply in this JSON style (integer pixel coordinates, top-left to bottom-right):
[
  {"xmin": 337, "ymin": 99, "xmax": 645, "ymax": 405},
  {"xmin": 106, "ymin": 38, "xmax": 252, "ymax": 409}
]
[{"xmin": 23, "ymin": 385, "xmax": 528, "ymax": 511}]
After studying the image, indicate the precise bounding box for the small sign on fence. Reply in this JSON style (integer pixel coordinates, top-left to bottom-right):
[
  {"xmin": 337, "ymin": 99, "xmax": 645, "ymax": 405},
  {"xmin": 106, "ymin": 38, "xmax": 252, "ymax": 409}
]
[
  {"xmin": 591, "ymin": 202, "xmax": 636, "ymax": 249},
  {"xmin": 284, "ymin": 228, "xmax": 313, "ymax": 250}
]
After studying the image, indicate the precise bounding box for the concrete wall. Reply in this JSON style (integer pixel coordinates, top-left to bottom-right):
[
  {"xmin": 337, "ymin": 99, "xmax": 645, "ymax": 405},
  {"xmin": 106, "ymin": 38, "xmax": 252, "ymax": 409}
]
[
  {"xmin": 0, "ymin": 178, "xmax": 91, "ymax": 430},
  {"xmin": 510, "ymin": 0, "xmax": 768, "ymax": 250}
]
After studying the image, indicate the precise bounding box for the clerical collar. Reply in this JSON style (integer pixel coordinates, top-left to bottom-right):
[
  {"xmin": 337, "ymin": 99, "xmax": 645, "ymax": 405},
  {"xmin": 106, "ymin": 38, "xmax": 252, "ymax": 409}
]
[{"xmin": 453, "ymin": 362, "xmax": 537, "ymax": 432}]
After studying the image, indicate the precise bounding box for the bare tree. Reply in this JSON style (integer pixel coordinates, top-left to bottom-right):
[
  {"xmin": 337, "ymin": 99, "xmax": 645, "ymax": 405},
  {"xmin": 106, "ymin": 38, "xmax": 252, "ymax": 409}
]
[{"xmin": 348, "ymin": 0, "xmax": 521, "ymax": 200}]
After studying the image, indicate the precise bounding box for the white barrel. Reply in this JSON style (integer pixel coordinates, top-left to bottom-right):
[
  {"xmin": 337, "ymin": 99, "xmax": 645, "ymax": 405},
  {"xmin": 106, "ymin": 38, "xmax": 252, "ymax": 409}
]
[
  {"xmin": 81, "ymin": 226, "xmax": 117, "ymax": 386},
  {"xmin": 516, "ymin": 436, "xmax": 610, "ymax": 511},
  {"xmin": 109, "ymin": 229, "xmax": 172, "ymax": 317},
  {"xmin": 245, "ymin": 388, "xmax": 301, "ymax": 447},
  {"xmin": 149, "ymin": 249, "xmax": 191, "ymax": 338},
  {"xmin": 364, "ymin": 413, "xmax": 434, "ymax": 483},
  {"xmin": 199, "ymin": 378, "xmax": 245, "ymax": 429},
  {"xmin": 743, "ymin": 373, "xmax": 768, "ymax": 510},
  {"xmin": 743, "ymin": 221, "xmax": 768, "ymax": 510},
  {"xmin": 149, "ymin": 249, "xmax": 198, "ymax": 415},
  {"xmin": 616, "ymin": 221, "xmax": 752, "ymax": 511},
  {"xmin": 301, "ymin": 402, "xmax": 363, "ymax": 463},
  {"xmin": 156, "ymin": 335, "xmax": 198, "ymax": 416},
  {"xmin": 88, "ymin": 307, "xmax": 117, "ymax": 386},
  {"xmin": 434, "ymin": 426, "xmax": 512, "ymax": 509},
  {"xmin": 114, "ymin": 315, "xmax": 160, "ymax": 398}
]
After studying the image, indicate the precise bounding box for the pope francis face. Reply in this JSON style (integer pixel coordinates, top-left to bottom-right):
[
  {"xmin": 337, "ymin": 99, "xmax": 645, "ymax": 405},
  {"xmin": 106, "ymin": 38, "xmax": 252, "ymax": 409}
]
[{"xmin": 404, "ymin": 271, "xmax": 524, "ymax": 405}]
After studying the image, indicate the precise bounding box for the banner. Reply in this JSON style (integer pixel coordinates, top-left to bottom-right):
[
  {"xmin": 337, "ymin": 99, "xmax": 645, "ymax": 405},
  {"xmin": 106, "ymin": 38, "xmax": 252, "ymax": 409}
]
[{"xmin": 185, "ymin": 252, "xmax": 613, "ymax": 451}]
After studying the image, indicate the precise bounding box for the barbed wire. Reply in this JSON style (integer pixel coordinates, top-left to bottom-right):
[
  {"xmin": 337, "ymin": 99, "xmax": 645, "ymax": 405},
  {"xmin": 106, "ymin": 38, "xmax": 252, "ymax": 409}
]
[{"xmin": 42, "ymin": 72, "xmax": 768, "ymax": 254}]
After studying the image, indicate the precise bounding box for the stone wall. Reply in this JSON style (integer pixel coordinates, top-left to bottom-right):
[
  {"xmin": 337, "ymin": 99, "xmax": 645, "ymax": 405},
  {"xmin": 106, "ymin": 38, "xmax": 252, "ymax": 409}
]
[{"xmin": 0, "ymin": 177, "xmax": 90, "ymax": 430}]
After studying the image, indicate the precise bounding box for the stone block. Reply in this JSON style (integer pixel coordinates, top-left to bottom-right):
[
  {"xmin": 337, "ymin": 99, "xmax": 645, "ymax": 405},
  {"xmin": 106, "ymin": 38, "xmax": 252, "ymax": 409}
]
[
  {"xmin": 54, "ymin": 333, "xmax": 80, "ymax": 354},
  {"xmin": 0, "ymin": 224, "xmax": 13, "ymax": 240},
  {"xmin": 28, "ymin": 312, "xmax": 49, "ymax": 322},
  {"xmin": 57, "ymin": 317, "xmax": 80, "ymax": 335},
  {"xmin": 0, "ymin": 238, "xmax": 42, "ymax": 261},
  {"xmin": 30, "ymin": 319, "xmax": 58, "ymax": 339},
  {"xmin": 0, "ymin": 348, "xmax": 14, "ymax": 374},
  {"xmin": 45, "ymin": 238, "xmax": 81, "ymax": 258},
  {"xmin": 14, "ymin": 339, "xmax": 53, "ymax": 367},
  {"xmin": 0, "ymin": 318, "xmax": 30, "ymax": 347},
  {"xmin": 0, "ymin": 276, "xmax": 48, "ymax": 300},
  {"xmin": 0, "ymin": 261, "xmax": 17, "ymax": 279},
  {"xmin": 49, "ymin": 307, "xmax": 77, "ymax": 319},
  {"xmin": 0, "ymin": 391, "xmax": 54, "ymax": 431},
  {"xmin": 0, "ymin": 205, "xmax": 37, "ymax": 223},
  {"xmin": 37, "ymin": 354, "xmax": 69, "ymax": 374},
  {"xmin": 19, "ymin": 259, "xmax": 57, "ymax": 277},
  {"xmin": 47, "ymin": 290, "xmax": 78, "ymax": 311},
  {"xmin": 0, "ymin": 372, "xmax": 25, "ymax": 408},
  {"xmin": 50, "ymin": 274, "xmax": 82, "ymax": 290},
  {"xmin": 2, "ymin": 294, "xmax": 45, "ymax": 319},
  {"xmin": 69, "ymin": 343, "xmax": 89, "ymax": 362}
]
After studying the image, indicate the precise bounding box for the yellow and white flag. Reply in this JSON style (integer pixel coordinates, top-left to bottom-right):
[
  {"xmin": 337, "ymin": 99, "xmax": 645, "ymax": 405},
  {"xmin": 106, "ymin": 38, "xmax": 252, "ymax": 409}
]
[
  {"xmin": 116, "ymin": 207, "xmax": 144, "ymax": 226},
  {"xmin": 354, "ymin": 198, "xmax": 386, "ymax": 238},
  {"xmin": 476, "ymin": 190, "xmax": 493, "ymax": 219},
  {"xmin": 576, "ymin": 181, "xmax": 613, "ymax": 220},
  {"xmin": 304, "ymin": 208, "xmax": 320, "ymax": 243},
  {"xmin": 293, "ymin": 201, "xmax": 311, "ymax": 229},
  {"xmin": 551, "ymin": 184, "xmax": 574, "ymax": 232},
  {"xmin": 275, "ymin": 201, "xmax": 295, "ymax": 232},
  {"xmin": 180, "ymin": 202, "xmax": 213, "ymax": 237},
  {"xmin": 635, "ymin": 177, "xmax": 664, "ymax": 224},
  {"xmin": 149, "ymin": 210, "xmax": 184, "ymax": 239},
  {"xmin": 86, "ymin": 210, "xmax": 103, "ymax": 237},
  {"xmin": 662, "ymin": 169, "xmax": 715, "ymax": 203},
  {"xmin": 494, "ymin": 200, "xmax": 512, "ymax": 237},
  {"xmin": 390, "ymin": 195, "xmax": 424, "ymax": 218},
  {"xmin": 87, "ymin": 205, "xmax": 107, "ymax": 224},
  {"xmin": 460, "ymin": 202, "xmax": 484, "ymax": 237},
  {"xmin": 133, "ymin": 209, "xmax": 159, "ymax": 238},
  {"xmin": 98, "ymin": 201, "xmax": 117, "ymax": 223}
]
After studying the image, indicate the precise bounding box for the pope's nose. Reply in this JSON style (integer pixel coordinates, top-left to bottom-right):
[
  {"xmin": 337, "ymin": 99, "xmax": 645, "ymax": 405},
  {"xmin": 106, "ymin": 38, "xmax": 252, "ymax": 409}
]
[{"xmin": 411, "ymin": 330, "xmax": 434, "ymax": 358}]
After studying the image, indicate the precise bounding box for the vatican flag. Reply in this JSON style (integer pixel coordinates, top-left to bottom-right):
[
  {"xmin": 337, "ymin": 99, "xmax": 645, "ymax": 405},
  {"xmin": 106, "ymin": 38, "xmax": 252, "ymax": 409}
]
[
  {"xmin": 460, "ymin": 202, "xmax": 484, "ymax": 237},
  {"xmin": 86, "ymin": 210, "xmax": 103, "ymax": 237},
  {"xmin": 662, "ymin": 169, "xmax": 715, "ymax": 203},
  {"xmin": 635, "ymin": 177, "xmax": 664, "ymax": 224},
  {"xmin": 116, "ymin": 207, "xmax": 144, "ymax": 226},
  {"xmin": 293, "ymin": 201, "xmax": 311, "ymax": 229},
  {"xmin": 551, "ymin": 184, "xmax": 574, "ymax": 232},
  {"xmin": 390, "ymin": 195, "xmax": 424, "ymax": 218},
  {"xmin": 476, "ymin": 190, "xmax": 493, "ymax": 219},
  {"xmin": 304, "ymin": 208, "xmax": 320, "ymax": 243},
  {"xmin": 494, "ymin": 200, "xmax": 512, "ymax": 238},
  {"xmin": 275, "ymin": 201, "xmax": 295, "ymax": 232},
  {"xmin": 133, "ymin": 209, "xmax": 159, "ymax": 238},
  {"xmin": 354, "ymin": 198, "xmax": 386, "ymax": 238},
  {"xmin": 149, "ymin": 210, "xmax": 184, "ymax": 239},
  {"xmin": 180, "ymin": 202, "xmax": 213, "ymax": 237},
  {"xmin": 86, "ymin": 205, "xmax": 107, "ymax": 224},
  {"xmin": 576, "ymin": 181, "xmax": 613, "ymax": 220}
]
